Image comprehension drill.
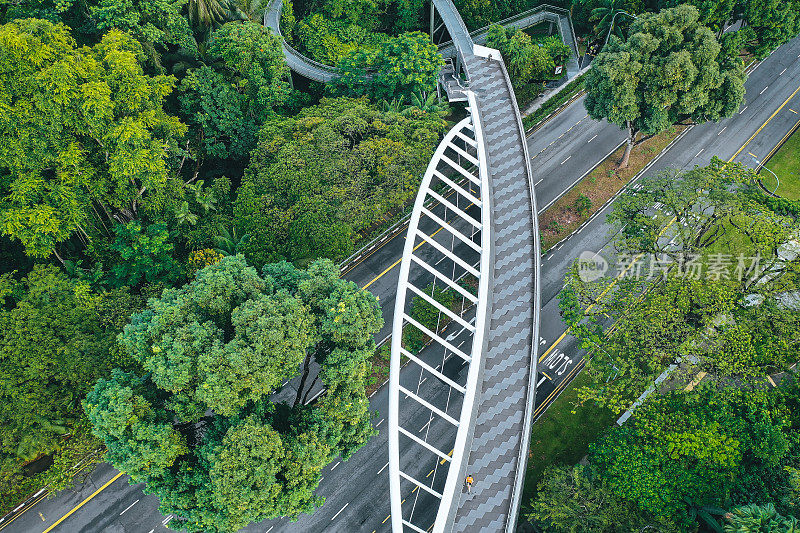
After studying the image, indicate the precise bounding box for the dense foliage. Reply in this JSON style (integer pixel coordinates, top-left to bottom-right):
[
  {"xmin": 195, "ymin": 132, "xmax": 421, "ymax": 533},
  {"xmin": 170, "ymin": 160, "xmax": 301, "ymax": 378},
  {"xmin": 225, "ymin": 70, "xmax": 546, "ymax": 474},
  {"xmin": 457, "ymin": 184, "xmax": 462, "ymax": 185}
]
[
  {"xmin": 234, "ymin": 96, "xmax": 446, "ymax": 266},
  {"xmin": 84, "ymin": 256, "xmax": 383, "ymax": 531},
  {"xmin": 0, "ymin": 20, "xmax": 187, "ymax": 258},
  {"xmin": 590, "ymin": 387, "xmax": 800, "ymax": 526},
  {"xmin": 0, "ymin": 266, "xmax": 138, "ymax": 508},
  {"xmin": 179, "ymin": 20, "xmax": 295, "ymax": 162},
  {"xmin": 529, "ymin": 385, "xmax": 800, "ymax": 531},
  {"xmin": 561, "ymin": 161, "xmax": 800, "ymax": 412},
  {"xmin": 486, "ymin": 24, "xmax": 571, "ymax": 91},
  {"xmin": 536, "ymin": 161, "xmax": 800, "ymax": 530},
  {"xmin": 291, "ymin": 0, "xmax": 424, "ymax": 64},
  {"xmin": 584, "ymin": 5, "xmax": 746, "ymax": 167},
  {"xmin": 331, "ymin": 31, "xmax": 443, "ymax": 100}
]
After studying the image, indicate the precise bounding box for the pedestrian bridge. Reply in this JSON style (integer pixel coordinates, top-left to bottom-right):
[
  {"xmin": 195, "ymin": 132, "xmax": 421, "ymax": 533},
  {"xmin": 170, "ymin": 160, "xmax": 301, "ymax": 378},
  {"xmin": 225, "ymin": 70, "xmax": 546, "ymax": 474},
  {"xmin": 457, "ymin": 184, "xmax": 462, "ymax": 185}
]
[
  {"xmin": 385, "ymin": 1, "xmax": 542, "ymax": 531},
  {"xmin": 264, "ymin": 1, "xmax": 543, "ymax": 531}
]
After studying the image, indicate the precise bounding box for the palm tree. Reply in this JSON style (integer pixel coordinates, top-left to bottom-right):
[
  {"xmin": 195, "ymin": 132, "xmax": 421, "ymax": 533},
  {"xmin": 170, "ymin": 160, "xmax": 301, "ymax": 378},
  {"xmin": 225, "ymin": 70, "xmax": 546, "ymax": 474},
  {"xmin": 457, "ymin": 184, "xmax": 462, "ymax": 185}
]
[
  {"xmin": 590, "ymin": 0, "xmax": 631, "ymax": 41},
  {"xmin": 214, "ymin": 226, "xmax": 250, "ymax": 256},
  {"xmin": 230, "ymin": 0, "xmax": 266, "ymax": 22},
  {"xmin": 175, "ymin": 201, "xmax": 199, "ymax": 226},
  {"xmin": 382, "ymin": 95, "xmax": 406, "ymax": 114},
  {"xmin": 188, "ymin": 0, "xmax": 235, "ymax": 33},
  {"xmin": 409, "ymin": 90, "xmax": 449, "ymax": 115}
]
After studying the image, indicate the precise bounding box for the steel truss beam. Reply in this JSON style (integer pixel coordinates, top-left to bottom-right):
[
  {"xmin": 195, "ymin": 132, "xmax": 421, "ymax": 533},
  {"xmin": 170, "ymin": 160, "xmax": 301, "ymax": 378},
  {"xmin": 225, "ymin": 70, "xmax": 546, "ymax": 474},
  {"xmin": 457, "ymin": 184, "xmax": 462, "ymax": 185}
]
[{"xmin": 389, "ymin": 90, "xmax": 492, "ymax": 533}]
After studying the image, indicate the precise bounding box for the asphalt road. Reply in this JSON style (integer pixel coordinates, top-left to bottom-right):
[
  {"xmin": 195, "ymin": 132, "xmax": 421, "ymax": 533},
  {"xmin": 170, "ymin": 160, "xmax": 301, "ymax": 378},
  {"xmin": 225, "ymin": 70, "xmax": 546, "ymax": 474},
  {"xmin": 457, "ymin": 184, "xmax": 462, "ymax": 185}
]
[{"xmin": 4, "ymin": 36, "xmax": 799, "ymax": 533}]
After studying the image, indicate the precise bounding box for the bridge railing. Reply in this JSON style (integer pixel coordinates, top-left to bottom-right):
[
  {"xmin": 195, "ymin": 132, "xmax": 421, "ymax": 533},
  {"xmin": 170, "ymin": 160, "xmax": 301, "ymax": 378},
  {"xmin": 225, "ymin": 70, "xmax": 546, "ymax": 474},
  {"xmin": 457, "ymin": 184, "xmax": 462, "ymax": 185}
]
[{"xmin": 388, "ymin": 92, "xmax": 492, "ymax": 533}]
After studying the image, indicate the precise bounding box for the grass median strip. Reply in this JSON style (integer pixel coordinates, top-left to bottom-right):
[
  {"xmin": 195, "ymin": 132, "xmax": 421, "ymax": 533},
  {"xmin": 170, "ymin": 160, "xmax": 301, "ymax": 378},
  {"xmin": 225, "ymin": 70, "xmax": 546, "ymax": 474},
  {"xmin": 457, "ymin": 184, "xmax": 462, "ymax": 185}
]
[
  {"xmin": 520, "ymin": 371, "xmax": 615, "ymax": 515},
  {"xmin": 522, "ymin": 74, "xmax": 587, "ymax": 133},
  {"xmin": 764, "ymin": 125, "xmax": 800, "ymax": 199},
  {"xmin": 540, "ymin": 124, "xmax": 688, "ymax": 251}
]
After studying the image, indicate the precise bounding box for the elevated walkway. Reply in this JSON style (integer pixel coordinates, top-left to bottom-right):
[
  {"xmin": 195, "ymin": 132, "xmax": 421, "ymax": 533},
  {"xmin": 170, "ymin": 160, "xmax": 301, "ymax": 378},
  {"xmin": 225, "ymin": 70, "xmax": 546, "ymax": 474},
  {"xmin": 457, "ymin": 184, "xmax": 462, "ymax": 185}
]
[
  {"xmin": 450, "ymin": 52, "xmax": 540, "ymax": 531},
  {"xmin": 388, "ymin": 2, "xmax": 541, "ymax": 532},
  {"xmin": 438, "ymin": 5, "xmax": 580, "ymax": 77},
  {"xmin": 264, "ymin": 0, "xmax": 338, "ymax": 82},
  {"xmin": 264, "ymin": 0, "xmax": 579, "ymax": 83}
]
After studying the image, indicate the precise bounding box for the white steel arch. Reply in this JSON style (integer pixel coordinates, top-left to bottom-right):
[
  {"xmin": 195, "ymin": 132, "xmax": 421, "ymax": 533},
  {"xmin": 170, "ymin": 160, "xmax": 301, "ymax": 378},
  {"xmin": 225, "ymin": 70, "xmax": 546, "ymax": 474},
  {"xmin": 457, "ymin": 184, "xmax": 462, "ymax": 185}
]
[{"xmin": 388, "ymin": 91, "xmax": 491, "ymax": 533}]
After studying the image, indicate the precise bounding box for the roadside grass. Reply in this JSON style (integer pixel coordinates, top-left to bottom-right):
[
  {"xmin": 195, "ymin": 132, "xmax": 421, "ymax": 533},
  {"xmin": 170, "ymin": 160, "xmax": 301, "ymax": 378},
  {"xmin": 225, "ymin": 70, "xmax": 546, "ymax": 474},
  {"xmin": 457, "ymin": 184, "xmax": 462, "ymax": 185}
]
[
  {"xmin": 764, "ymin": 127, "xmax": 800, "ymax": 200},
  {"xmin": 366, "ymin": 343, "xmax": 392, "ymax": 395},
  {"xmin": 522, "ymin": 74, "xmax": 586, "ymax": 131},
  {"xmin": 519, "ymin": 370, "xmax": 615, "ymax": 514},
  {"xmin": 364, "ymin": 275, "xmax": 478, "ymax": 396},
  {"xmin": 540, "ymin": 124, "xmax": 688, "ymax": 251}
]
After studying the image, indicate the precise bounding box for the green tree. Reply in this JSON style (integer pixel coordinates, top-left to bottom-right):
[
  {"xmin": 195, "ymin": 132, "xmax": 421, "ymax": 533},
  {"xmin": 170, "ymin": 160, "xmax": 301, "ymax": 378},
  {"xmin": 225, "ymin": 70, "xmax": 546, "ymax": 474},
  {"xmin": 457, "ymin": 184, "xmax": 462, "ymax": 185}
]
[
  {"xmin": 90, "ymin": 0, "xmax": 197, "ymax": 63},
  {"xmin": 725, "ymin": 503, "xmax": 800, "ymax": 532},
  {"xmin": 0, "ymin": 20, "xmax": 187, "ymax": 260},
  {"xmin": 332, "ymin": 31, "xmax": 443, "ymax": 100},
  {"xmin": 655, "ymin": 0, "xmax": 736, "ymax": 34},
  {"xmin": 739, "ymin": 0, "xmax": 800, "ymax": 59},
  {"xmin": 560, "ymin": 162, "xmax": 800, "ymax": 411},
  {"xmin": 486, "ymin": 25, "xmax": 558, "ymax": 90},
  {"xmin": 606, "ymin": 161, "xmax": 799, "ymax": 293},
  {"xmin": 83, "ymin": 369, "xmax": 188, "ymax": 478},
  {"xmin": 234, "ymin": 96, "xmax": 445, "ymax": 266},
  {"xmin": 208, "ymin": 21, "xmax": 293, "ymax": 122},
  {"xmin": 0, "ymin": 266, "xmax": 124, "ymax": 494},
  {"xmin": 188, "ymin": 0, "xmax": 236, "ymax": 34},
  {"xmin": 527, "ymin": 464, "xmax": 676, "ymax": 532},
  {"xmin": 584, "ymin": 5, "xmax": 745, "ymax": 167},
  {"xmin": 106, "ymin": 221, "xmax": 181, "ymax": 288},
  {"xmin": 589, "ymin": 0, "xmax": 637, "ymax": 39},
  {"xmin": 86, "ymin": 256, "xmax": 383, "ymax": 531},
  {"xmin": 230, "ymin": 0, "xmax": 266, "ymax": 22},
  {"xmin": 178, "ymin": 65, "xmax": 259, "ymax": 161},
  {"xmin": 589, "ymin": 387, "xmax": 799, "ymax": 527}
]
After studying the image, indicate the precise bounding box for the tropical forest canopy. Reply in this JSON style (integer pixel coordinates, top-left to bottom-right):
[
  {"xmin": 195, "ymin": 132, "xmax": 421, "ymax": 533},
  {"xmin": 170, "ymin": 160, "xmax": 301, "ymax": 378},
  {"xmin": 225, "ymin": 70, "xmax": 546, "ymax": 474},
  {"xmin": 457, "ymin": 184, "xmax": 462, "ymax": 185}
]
[{"xmin": 1, "ymin": 0, "xmax": 800, "ymax": 528}]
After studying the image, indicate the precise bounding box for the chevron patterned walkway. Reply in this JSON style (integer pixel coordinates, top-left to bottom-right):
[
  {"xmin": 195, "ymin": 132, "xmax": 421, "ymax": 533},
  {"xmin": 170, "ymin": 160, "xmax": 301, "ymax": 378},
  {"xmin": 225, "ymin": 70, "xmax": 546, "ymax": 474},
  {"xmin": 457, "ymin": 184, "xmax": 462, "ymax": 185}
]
[{"xmin": 450, "ymin": 55, "xmax": 540, "ymax": 532}]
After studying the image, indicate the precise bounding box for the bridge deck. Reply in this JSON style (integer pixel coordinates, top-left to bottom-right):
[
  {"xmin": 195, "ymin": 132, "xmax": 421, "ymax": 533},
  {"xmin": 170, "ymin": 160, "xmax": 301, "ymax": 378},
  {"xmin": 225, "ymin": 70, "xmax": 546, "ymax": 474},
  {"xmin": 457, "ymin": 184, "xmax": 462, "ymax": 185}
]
[{"xmin": 450, "ymin": 55, "xmax": 540, "ymax": 533}]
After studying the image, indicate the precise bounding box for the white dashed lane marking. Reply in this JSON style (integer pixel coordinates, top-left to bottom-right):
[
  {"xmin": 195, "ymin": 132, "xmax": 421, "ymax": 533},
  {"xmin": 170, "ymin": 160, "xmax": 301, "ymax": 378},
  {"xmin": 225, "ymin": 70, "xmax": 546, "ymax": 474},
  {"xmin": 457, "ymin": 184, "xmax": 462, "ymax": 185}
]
[{"xmin": 331, "ymin": 503, "xmax": 349, "ymax": 521}]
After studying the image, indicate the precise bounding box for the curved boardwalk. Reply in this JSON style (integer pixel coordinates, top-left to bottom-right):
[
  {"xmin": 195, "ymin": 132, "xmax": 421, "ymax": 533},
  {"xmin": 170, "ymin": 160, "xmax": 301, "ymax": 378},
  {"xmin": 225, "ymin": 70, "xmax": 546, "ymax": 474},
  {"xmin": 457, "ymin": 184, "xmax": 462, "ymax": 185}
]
[
  {"xmin": 451, "ymin": 52, "xmax": 541, "ymax": 532},
  {"xmin": 264, "ymin": 0, "xmax": 338, "ymax": 82},
  {"xmin": 264, "ymin": 0, "xmax": 579, "ymax": 82}
]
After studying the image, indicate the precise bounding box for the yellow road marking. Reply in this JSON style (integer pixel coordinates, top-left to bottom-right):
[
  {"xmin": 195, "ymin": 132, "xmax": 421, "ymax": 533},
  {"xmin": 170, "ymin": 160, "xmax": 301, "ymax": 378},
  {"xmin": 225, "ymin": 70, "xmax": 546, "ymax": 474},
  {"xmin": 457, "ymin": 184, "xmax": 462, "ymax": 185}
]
[
  {"xmin": 41, "ymin": 472, "xmax": 124, "ymax": 533},
  {"xmin": 760, "ymin": 117, "xmax": 800, "ymax": 167},
  {"xmin": 0, "ymin": 493, "xmax": 49, "ymax": 531},
  {"xmin": 361, "ymin": 227, "xmax": 445, "ymax": 289},
  {"xmin": 729, "ymin": 82, "xmax": 800, "ymax": 161},
  {"xmin": 383, "ymin": 515, "xmax": 390, "ymax": 524},
  {"xmin": 533, "ymin": 359, "xmax": 585, "ymax": 419},
  {"xmin": 360, "ymin": 198, "xmax": 477, "ymax": 290},
  {"xmin": 440, "ymin": 449, "xmax": 454, "ymax": 465},
  {"xmin": 790, "ymin": 108, "xmax": 798, "ymax": 114}
]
